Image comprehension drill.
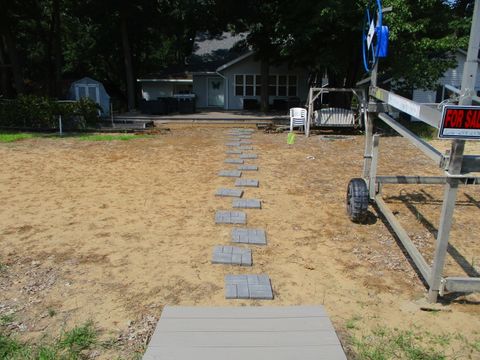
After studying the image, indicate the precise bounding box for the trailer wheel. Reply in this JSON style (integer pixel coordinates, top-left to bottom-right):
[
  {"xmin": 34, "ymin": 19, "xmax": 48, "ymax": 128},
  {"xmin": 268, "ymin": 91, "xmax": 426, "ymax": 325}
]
[{"xmin": 346, "ymin": 178, "xmax": 369, "ymax": 223}]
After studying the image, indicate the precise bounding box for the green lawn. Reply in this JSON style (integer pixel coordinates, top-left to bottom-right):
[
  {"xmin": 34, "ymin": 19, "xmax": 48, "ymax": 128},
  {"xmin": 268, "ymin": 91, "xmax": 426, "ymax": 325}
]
[
  {"xmin": 0, "ymin": 133, "xmax": 37, "ymax": 143},
  {"xmin": 0, "ymin": 132, "xmax": 152, "ymax": 143}
]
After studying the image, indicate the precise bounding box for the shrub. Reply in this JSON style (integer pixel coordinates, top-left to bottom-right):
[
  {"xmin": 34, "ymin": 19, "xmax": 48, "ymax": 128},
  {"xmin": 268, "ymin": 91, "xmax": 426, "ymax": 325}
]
[{"xmin": 0, "ymin": 95, "xmax": 101, "ymax": 130}]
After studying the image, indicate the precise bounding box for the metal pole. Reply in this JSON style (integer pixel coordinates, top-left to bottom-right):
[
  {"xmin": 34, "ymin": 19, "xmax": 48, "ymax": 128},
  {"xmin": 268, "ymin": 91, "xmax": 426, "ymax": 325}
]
[
  {"xmin": 369, "ymin": 134, "xmax": 380, "ymax": 200},
  {"xmin": 362, "ymin": 89, "xmax": 374, "ymax": 179},
  {"xmin": 428, "ymin": 0, "xmax": 480, "ymax": 302},
  {"xmin": 58, "ymin": 115, "xmax": 63, "ymax": 135}
]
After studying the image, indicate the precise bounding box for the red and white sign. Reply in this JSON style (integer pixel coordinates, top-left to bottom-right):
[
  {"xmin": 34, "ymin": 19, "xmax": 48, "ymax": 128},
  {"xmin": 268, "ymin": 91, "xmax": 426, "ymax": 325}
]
[{"xmin": 439, "ymin": 105, "xmax": 480, "ymax": 140}]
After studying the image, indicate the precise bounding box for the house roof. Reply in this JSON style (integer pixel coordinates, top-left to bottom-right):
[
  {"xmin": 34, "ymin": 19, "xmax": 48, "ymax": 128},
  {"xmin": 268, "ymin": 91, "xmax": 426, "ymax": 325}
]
[
  {"xmin": 216, "ymin": 51, "xmax": 255, "ymax": 72},
  {"xmin": 187, "ymin": 32, "xmax": 249, "ymax": 73},
  {"xmin": 138, "ymin": 32, "xmax": 250, "ymax": 80}
]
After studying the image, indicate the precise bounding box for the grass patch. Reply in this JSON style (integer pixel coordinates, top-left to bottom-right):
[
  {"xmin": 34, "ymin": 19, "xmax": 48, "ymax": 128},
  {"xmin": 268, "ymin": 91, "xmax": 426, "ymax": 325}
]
[
  {"xmin": 0, "ymin": 321, "xmax": 97, "ymax": 360},
  {"xmin": 0, "ymin": 314, "xmax": 15, "ymax": 326},
  {"xmin": 352, "ymin": 327, "xmax": 446, "ymax": 360},
  {"xmin": 0, "ymin": 133, "xmax": 36, "ymax": 143}
]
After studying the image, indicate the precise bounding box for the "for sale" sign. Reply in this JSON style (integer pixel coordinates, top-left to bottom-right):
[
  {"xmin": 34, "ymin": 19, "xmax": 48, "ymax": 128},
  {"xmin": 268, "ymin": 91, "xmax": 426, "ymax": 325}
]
[{"xmin": 439, "ymin": 105, "xmax": 480, "ymax": 140}]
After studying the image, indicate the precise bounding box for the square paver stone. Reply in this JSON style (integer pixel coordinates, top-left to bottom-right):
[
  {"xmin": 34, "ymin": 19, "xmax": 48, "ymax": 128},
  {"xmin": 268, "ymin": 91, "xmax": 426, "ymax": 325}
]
[
  {"xmin": 212, "ymin": 246, "xmax": 252, "ymax": 266},
  {"xmin": 238, "ymin": 165, "xmax": 258, "ymax": 171},
  {"xmin": 224, "ymin": 158, "xmax": 244, "ymax": 164},
  {"xmin": 239, "ymin": 146, "xmax": 254, "ymax": 150},
  {"xmin": 225, "ymin": 274, "xmax": 273, "ymax": 299},
  {"xmin": 240, "ymin": 154, "xmax": 258, "ymax": 159},
  {"xmin": 218, "ymin": 170, "xmax": 242, "ymax": 177},
  {"xmin": 235, "ymin": 179, "xmax": 259, "ymax": 187},
  {"xmin": 233, "ymin": 198, "xmax": 261, "ymax": 209},
  {"xmin": 240, "ymin": 140, "xmax": 253, "ymax": 144},
  {"xmin": 226, "ymin": 150, "xmax": 242, "ymax": 155},
  {"xmin": 215, "ymin": 210, "xmax": 247, "ymax": 224},
  {"xmin": 215, "ymin": 188, "xmax": 243, "ymax": 198},
  {"xmin": 231, "ymin": 228, "xmax": 267, "ymax": 245},
  {"xmin": 226, "ymin": 142, "xmax": 241, "ymax": 147}
]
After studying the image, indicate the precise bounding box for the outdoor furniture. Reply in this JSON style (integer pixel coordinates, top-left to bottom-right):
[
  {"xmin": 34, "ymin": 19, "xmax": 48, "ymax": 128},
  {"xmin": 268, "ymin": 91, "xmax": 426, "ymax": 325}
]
[
  {"xmin": 289, "ymin": 107, "xmax": 307, "ymax": 132},
  {"xmin": 314, "ymin": 107, "xmax": 357, "ymax": 127}
]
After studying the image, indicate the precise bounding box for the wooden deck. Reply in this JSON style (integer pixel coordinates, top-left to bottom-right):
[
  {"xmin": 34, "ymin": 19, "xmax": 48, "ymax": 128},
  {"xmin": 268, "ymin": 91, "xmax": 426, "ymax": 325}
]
[
  {"xmin": 142, "ymin": 306, "xmax": 347, "ymax": 360},
  {"xmin": 114, "ymin": 110, "xmax": 289, "ymax": 125}
]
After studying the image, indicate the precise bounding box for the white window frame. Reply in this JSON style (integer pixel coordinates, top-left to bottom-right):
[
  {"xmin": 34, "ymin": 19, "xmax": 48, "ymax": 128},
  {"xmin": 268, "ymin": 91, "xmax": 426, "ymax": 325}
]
[
  {"xmin": 234, "ymin": 74, "xmax": 259, "ymax": 97},
  {"xmin": 234, "ymin": 74, "xmax": 298, "ymax": 97}
]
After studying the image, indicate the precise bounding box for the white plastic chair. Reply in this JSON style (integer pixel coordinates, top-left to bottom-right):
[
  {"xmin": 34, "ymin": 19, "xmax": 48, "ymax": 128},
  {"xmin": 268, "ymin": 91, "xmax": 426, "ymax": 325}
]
[{"xmin": 290, "ymin": 107, "xmax": 307, "ymax": 132}]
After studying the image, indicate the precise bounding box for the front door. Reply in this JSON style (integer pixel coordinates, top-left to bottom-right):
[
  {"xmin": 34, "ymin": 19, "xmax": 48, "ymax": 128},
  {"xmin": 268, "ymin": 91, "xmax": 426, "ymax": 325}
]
[{"xmin": 207, "ymin": 78, "xmax": 224, "ymax": 107}]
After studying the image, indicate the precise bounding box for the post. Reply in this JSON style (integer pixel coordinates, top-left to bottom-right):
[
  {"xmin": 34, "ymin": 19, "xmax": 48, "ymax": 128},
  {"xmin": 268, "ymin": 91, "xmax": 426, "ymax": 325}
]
[
  {"xmin": 369, "ymin": 134, "xmax": 380, "ymax": 199},
  {"xmin": 428, "ymin": 0, "xmax": 480, "ymax": 302},
  {"xmin": 362, "ymin": 89, "xmax": 374, "ymax": 179},
  {"xmin": 306, "ymin": 88, "xmax": 313, "ymax": 137},
  {"xmin": 58, "ymin": 114, "xmax": 63, "ymax": 135}
]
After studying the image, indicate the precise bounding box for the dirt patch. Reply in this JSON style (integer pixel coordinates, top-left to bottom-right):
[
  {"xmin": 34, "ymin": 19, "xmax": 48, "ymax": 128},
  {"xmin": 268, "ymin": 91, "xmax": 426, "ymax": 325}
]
[{"xmin": 0, "ymin": 126, "xmax": 479, "ymax": 358}]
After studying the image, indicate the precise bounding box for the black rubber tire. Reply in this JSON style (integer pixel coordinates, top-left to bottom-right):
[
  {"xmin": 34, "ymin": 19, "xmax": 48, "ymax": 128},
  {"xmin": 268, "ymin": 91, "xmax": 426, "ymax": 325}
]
[{"xmin": 346, "ymin": 178, "xmax": 369, "ymax": 223}]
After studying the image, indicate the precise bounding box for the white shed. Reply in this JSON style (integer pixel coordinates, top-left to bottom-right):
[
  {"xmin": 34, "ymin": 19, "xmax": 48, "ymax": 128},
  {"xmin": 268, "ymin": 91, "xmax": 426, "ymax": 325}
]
[{"xmin": 68, "ymin": 77, "xmax": 111, "ymax": 116}]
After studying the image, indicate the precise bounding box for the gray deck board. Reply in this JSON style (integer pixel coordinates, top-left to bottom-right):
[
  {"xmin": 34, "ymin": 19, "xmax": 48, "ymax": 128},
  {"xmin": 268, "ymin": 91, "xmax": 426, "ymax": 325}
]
[{"xmin": 143, "ymin": 306, "xmax": 346, "ymax": 360}]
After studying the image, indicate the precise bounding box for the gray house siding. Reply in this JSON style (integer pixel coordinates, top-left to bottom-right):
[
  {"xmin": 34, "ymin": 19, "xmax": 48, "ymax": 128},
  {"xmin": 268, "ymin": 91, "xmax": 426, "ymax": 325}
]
[
  {"xmin": 412, "ymin": 52, "xmax": 480, "ymax": 104},
  {"xmin": 220, "ymin": 54, "xmax": 309, "ymax": 110}
]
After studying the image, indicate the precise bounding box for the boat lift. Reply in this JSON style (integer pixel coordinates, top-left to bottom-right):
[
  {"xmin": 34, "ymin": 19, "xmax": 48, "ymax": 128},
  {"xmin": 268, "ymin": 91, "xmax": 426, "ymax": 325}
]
[{"xmin": 344, "ymin": 0, "xmax": 480, "ymax": 302}]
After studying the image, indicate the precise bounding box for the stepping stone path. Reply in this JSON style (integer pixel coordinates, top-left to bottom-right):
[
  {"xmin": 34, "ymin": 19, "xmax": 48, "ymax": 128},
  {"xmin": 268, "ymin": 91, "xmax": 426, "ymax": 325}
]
[
  {"xmin": 235, "ymin": 178, "xmax": 259, "ymax": 187},
  {"xmin": 231, "ymin": 228, "xmax": 267, "ymax": 245},
  {"xmin": 238, "ymin": 165, "xmax": 258, "ymax": 171},
  {"xmin": 224, "ymin": 158, "xmax": 244, "ymax": 164},
  {"xmin": 212, "ymin": 246, "xmax": 252, "ymax": 266},
  {"xmin": 240, "ymin": 153, "xmax": 258, "ymax": 159},
  {"xmin": 213, "ymin": 128, "xmax": 272, "ymax": 300},
  {"xmin": 218, "ymin": 170, "xmax": 242, "ymax": 177},
  {"xmin": 225, "ymin": 274, "xmax": 273, "ymax": 299},
  {"xmin": 215, "ymin": 188, "xmax": 243, "ymax": 197},
  {"xmin": 233, "ymin": 198, "xmax": 261, "ymax": 209},
  {"xmin": 215, "ymin": 210, "xmax": 247, "ymax": 224}
]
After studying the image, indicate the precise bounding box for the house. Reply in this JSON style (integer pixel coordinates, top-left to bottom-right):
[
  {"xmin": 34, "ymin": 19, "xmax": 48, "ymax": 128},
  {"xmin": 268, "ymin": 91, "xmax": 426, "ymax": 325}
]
[
  {"xmin": 412, "ymin": 50, "xmax": 480, "ymax": 105},
  {"xmin": 137, "ymin": 32, "xmax": 309, "ymax": 111}
]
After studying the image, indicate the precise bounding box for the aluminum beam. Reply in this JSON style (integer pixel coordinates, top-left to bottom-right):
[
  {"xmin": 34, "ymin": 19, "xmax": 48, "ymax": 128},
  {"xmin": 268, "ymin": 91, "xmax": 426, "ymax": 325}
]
[
  {"xmin": 375, "ymin": 196, "xmax": 432, "ymax": 282},
  {"xmin": 444, "ymin": 277, "xmax": 480, "ymax": 293},
  {"xmin": 372, "ymin": 87, "xmax": 442, "ymax": 128}
]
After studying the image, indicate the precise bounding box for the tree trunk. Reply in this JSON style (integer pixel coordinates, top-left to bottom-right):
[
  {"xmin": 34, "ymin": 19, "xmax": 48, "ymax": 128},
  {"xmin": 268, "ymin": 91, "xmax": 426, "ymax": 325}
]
[
  {"xmin": 121, "ymin": 16, "xmax": 135, "ymax": 111},
  {"xmin": 52, "ymin": 0, "xmax": 62, "ymax": 98},
  {"xmin": 260, "ymin": 58, "xmax": 269, "ymax": 112},
  {"xmin": 0, "ymin": 42, "xmax": 10, "ymax": 96},
  {"xmin": 2, "ymin": 32, "xmax": 23, "ymax": 95}
]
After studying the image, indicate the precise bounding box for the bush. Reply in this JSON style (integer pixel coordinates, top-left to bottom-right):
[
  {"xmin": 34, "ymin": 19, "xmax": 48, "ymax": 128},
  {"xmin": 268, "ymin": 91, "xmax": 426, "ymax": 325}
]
[{"xmin": 0, "ymin": 95, "xmax": 101, "ymax": 130}]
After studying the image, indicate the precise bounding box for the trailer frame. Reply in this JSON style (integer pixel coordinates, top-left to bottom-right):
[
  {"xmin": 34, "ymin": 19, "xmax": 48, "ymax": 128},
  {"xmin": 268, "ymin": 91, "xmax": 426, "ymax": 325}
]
[{"xmin": 351, "ymin": 0, "xmax": 480, "ymax": 303}]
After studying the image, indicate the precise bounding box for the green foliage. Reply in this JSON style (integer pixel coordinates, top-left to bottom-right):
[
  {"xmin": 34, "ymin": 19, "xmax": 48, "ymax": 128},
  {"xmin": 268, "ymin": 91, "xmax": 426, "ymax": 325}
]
[
  {"xmin": 0, "ymin": 321, "xmax": 97, "ymax": 360},
  {"xmin": 0, "ymin": 96, "xmax": 100, "ymax": 129}
]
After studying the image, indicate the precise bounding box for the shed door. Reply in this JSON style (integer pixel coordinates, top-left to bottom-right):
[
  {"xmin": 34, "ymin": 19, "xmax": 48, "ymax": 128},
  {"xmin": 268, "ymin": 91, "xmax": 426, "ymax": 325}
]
[
  {"xmin": 75, "ymin": 84, "xmax": 100, "ymax": 104},
  {"xmin": 207, "ymin": 78, "xmax": 224, "ymax": 107}
]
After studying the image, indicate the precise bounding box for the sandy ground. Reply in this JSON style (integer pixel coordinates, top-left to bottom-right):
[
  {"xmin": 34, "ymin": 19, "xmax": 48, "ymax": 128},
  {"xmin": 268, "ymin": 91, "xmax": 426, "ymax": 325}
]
[{"xmin": 1, "ymin": 125, "xmax": 479, "ymax": 359}]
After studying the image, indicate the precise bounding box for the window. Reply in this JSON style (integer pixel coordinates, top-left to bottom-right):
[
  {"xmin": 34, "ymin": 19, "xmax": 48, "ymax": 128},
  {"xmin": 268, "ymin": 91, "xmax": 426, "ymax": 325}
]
[
  {"xmin": 234, "ymin": 74, "xmax": 297, "ymax": 97},
  {"xmin": 235, "ymin": 75, "xmax": 244, "ymax": 96},
  {"xmin": 234, "ymin": 75, "xmax": 261, "ymax": 96}
]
